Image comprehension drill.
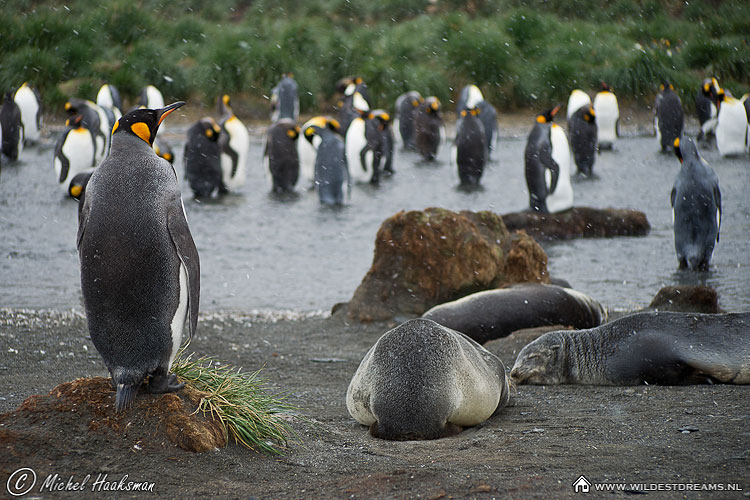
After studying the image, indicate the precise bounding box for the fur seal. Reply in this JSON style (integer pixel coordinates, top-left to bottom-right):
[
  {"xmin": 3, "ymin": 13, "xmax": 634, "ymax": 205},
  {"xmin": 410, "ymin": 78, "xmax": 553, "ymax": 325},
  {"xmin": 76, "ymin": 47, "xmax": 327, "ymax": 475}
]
[
  {"xmin": 511, "ymin": 311, "xmax": 750, "ymax": 385},
  {"xmin": 347, "ymin": 318, "xmax": 510, "ymax": 440},
  {"xmin": 422, "ymin": 284, "xmax": 606, "ymax": 344}
]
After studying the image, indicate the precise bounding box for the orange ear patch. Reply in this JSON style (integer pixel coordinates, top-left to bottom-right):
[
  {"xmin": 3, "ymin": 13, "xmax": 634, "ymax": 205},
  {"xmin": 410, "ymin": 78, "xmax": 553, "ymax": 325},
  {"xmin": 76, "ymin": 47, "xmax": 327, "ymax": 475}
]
[{"xmin": 131, "ymin": 122, "xmax": 151, "ymax": 143}]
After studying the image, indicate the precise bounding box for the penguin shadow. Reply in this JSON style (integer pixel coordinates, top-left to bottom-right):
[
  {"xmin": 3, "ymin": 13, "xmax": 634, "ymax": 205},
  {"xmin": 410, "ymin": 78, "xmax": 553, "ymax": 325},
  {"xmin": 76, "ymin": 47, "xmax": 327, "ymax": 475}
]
[
  {"xmin": 415, "ymin": 158, "xmax": 444, "ymax": 168},
  {"xmin": 267, "ymin": 190, "xmax": 301, "ymax": 204},
  {"xmin": 455, "ymin": 183, "xmax": 485, "ymax": 194}
]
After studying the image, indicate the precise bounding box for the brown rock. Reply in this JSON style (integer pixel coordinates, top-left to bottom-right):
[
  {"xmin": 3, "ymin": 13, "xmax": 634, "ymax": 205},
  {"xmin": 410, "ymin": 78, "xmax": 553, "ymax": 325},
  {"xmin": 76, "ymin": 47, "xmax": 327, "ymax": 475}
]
[
  {"xmin": 501, "ymin": 206, "xmax": 650, "ymax": 241},
  {"xmin": 648, "ymin": 285, "xmax": 721, "ymax": 314},
  {"xmin": 347, "ymin": 208, "xmax": 550, "ymax": 322}
]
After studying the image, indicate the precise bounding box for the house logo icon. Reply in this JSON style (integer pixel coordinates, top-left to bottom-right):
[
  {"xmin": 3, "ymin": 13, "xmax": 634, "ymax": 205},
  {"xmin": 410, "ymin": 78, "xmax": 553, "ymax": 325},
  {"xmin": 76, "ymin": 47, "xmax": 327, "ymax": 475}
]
[{"xmin": 573, "ymin": 475, "xmax": 591, "ymax": 493}]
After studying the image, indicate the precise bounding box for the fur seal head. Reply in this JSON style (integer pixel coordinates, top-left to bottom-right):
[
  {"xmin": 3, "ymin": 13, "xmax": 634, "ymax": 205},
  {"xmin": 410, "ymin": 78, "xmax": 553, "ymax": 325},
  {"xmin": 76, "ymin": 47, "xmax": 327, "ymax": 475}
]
[{"xmin": 510, "ymin": 333, "xmax": 568, "ymax": 385}]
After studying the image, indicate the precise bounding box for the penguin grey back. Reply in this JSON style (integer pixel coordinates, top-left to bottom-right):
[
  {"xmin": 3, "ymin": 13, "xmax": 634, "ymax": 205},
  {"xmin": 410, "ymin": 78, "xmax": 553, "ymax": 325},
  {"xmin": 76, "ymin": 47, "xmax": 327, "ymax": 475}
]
[
  {"xmin": 524, "ymin": 121, "xmax": 556, "ymax": 212},
  {"xmin": 314, "ymin": 128, "xmax": 348, "ymax": 205},
  {"xmin": 414, "ymin": 97, "xmax": 442, "ymax": 161},
  {"xmin": 569, "ymin": 106, "xmax": 597, "ymax": 177},
  {"xmin": 656, "ymin": 83, "xmax": 684, "ymax": 151},
  {"xmin": 266, "ymin": 119, "xmax": 300, "ymax": 193},
  {"xmin": 184, "ymin": 117, "xmax": 223, "ymax": 198},
  {"xmin": 455, "ymin": 109, "xmax": 486, "ymax": 186},
  {"xmin": 395, "ymin": 91, "xmax": 421, "ymax": 150},
  {"xmin": 272, "ymin": 75, "xmax": 299, "ymax": 122},
  {"xmin": 1, "ymin": 92, "xmax": 23, "ymax": 160}
]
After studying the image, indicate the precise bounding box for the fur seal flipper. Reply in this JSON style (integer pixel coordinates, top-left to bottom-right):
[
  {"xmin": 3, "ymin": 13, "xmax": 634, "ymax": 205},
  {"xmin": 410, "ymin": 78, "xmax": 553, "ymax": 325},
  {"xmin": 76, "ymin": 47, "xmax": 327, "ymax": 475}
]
[{"xmin": 511, "ymin": 311, "xmax": 750, "ymax": 385}]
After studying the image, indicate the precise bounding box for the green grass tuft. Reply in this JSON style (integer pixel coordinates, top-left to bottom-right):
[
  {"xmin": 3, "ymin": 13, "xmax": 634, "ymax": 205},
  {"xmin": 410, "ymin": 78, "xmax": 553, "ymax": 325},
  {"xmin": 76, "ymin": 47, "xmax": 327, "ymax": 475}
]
[{"xmin": 171, "ymin": 351, "xmax": 301, "ymax": 455}]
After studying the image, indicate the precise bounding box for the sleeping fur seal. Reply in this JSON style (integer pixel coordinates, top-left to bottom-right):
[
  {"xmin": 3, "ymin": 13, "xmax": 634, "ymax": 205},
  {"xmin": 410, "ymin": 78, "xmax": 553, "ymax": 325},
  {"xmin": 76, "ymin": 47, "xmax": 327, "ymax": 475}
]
[
  {"xmin": 422, "ymin": 284, "xmax": 606, "ymax": 344},
  {"xmin": 346, "ymin": 318, "xmax": 510, "ymax": 440},
  {"xmin": 510, "ymin": 311, "xmax": 750, "ymax": 385}
]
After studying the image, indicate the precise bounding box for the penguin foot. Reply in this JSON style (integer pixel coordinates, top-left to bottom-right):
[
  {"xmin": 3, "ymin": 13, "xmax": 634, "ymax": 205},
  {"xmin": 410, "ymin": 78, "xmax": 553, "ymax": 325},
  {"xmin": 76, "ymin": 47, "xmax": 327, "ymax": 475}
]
[{"xmin": 147, "ymin": 372, "xmax": 185, "ymax": 394}]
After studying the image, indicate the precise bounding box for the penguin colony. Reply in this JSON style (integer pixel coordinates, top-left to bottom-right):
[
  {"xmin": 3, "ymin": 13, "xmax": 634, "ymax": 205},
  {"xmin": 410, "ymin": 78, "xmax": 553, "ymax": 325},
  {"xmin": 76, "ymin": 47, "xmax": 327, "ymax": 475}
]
[{"xmin": 5, "ymin": 69, "xmax": 743, "ymax": 417}]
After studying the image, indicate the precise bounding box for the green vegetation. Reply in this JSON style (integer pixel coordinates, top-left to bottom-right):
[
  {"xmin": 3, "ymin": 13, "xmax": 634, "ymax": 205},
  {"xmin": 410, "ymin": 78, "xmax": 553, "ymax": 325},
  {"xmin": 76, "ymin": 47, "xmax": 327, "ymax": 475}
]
[
  {"xmin": 171, "ymin": 351, "xmax": 299, "ymax": 454},
  {"xmin": 2, "ymin": 0, "xmax": 748, "ymax": 115}
]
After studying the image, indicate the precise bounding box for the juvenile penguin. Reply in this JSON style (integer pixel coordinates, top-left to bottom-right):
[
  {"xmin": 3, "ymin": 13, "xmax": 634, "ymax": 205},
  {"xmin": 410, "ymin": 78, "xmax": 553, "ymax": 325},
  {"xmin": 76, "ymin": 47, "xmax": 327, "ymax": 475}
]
[
  {"xmin": 654, "ymin": 81, "xmax": 684, "ymax": 152},
  {"xmin": 593, "ymin": 82, "xmax": 619, "ymax": 150},
  {"xmin": 569, "ymin": 105, "xmax": 597, "ymax": 177},
  {"xmin": 264, "ymin": 119, "xmax": 300, "ymax": 193},
  {"xmin": 270, "ymin": 73, "xmax": 299, "ymax": 123},
  {"xmin": 456, "ymin": 84, "xmax": 484, "ymax": 113},
  {"xmin": 1, "ymin": 92, "xmax": 24, "ymax": 161},
  {"xmin": 671, "ymin": 137, "xmax": 721, "ymax": 271},
  {"xmin": 695, "ymin": 77, "xmax": 718, "ymax": 143},
  {"xmin": 305, "ymin": 119, "xmax": 349, "ymax": 206},
  {"xmin": 346, "ymin": 318, "xmax": 510, "ymax": 441},
  {"xmin": 394, "ymin": 91, "xmax": 422, "ymax": 150},
  {"xmin": 65, "ymin": 99, "xmax": 110, "ymax": 162},
  {"xmin": 54, "ymin": 114, "xmax": 96, "ymax": 194},
  {"xmin": 414, "ymin": 97, "xmax": 443, "ymax": 161},
  {"xmin": 715, "ymin": 88, "xmax": 748, "ymax": 157},
  {"xmin": 454, "ymin": 107, "xmax": 486, "ymax": 187},
  {"xmin": 525, "ymin": 106, "xmax": 574, "ymax": 213},
  {"xmin": 14, "ymin": 82, "xmax": 42, "ymax": 144},
  {"xmin": 184, "ymin": 117, "xmax": 223, "ymax": 198},
  {"xmin": 217, "ymin": 94, "xmax": 250, "ymax": 191},
  {"xmin": 78, "ymin": 101, "xmax": 199, "ymax": 411},
  {"xmin": 566, "ymin": 89, "xmax": 591, "ymax": 121}
]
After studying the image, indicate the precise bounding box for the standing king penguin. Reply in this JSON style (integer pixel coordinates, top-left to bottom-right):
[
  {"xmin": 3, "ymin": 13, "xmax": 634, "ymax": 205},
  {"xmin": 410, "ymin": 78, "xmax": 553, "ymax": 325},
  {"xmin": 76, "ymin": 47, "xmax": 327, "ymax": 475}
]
[
  {"xmin": 14, "ymin": 82, "xmax": 42, "ymax": 144},
  {"xmin": 394, "ymin": 91, "xmax": 422, "ymax": 150},
  {"xmin": 217, "ymin": 94, "xmax": 250, "ymax": 191},
  {"xmin": 454, "ymin": 106, "xmax": 487, "ymax": 187},
  {"xmin": 264, "ymin": 119, "xmax": 301, "ymax": 194},
  {"xmin": 78, "ymin": 102, "xmax": 200, "ymax": 411},
  {"xmin": 569, "ymin": 105, "xmax": 597, "ymax": 177},
  {"xmin": 525, "ymin": 106, "xmax": 574, "ymax": 213},
  {"xmin": 54, "ymin": 114, "xmax": 96, "ymax": 194},
  {"xmin": 414, "ymin": 97, "xmax": 444, "ymax": 161},
  {"xmin": 592, "ymin": 82, "xmax": 619, "ymax": 151},
  {"xmin": 1, "ymin": 92, "xmax": 23, "ymax": 161},
  {"xmin": 270, "ymin": 73, "xmax": 299, "ymax": 123},
  {"xmin": 655, "ymin": 81, "xmax": 684, "ymax": 152},
  {"xmin": 715, "ymin": 88, "xmax": 748, "ymax": 157},
  {"xmin": 671, "ymin": 137, "xmax": 721, "ymax": 271},
  {"xmin": 695, "ymin": 78, "xmax": 719, "ymax": 143}
]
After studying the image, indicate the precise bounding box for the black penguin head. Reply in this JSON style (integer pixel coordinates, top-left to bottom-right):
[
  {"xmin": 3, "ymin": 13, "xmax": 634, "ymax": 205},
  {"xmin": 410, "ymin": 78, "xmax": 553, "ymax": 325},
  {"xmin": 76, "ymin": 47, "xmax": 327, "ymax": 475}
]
[
  {"xmin": 303, "ymin": 116, "xmax": 340, "ymax": 144},
  {"xmin": 674, "ymin": 137, "xmax": 683, "ymax": 163},
  {"xmin": 424, "ymin": 97, "xmax": 441, "ymax": 114},
  {"xmin": 660, "ymin": 81, "xmax": 674, "ymax": 92},
  {"xmin": 65, "ymin": 114, "xmax": 84, "ymax": 128},
  {"xmin": 583, "ymin": 106, "xmax": 596, "ymax": 123},
  {"xmin": 459, "ymin": 107, "xmax": 481, "ymax": 118},
  {"xmin": 536, "ymin": 105, "xmax": 561, "ymax": 123},
  {"xmin": 112, "ymin": 101, "xmax": 185, "ymax": 146},
  {"xmin": 285, "ymin": 124, "xmax": 301, "ymax": 140},
  {"xmin": 674, "ymin": 136, "xmax": 701, "ymax": 164},
  {"xmin": 368, "ymin": 110, "xmax": 391, "ymax": 130},
  {"xmin": 599, "ymin": 81, "xmax": 612, "ymax": 92},
  {"xmin": 218, "ymin": 94, "xmax": 233, "ymax": 116},
  {"xmin": 68, "ymin": 172, "xmax": 92, "ymax": 200},
  {"xmin": 195, "ymin": 117, "xmax": 221, "ymax": 142}
]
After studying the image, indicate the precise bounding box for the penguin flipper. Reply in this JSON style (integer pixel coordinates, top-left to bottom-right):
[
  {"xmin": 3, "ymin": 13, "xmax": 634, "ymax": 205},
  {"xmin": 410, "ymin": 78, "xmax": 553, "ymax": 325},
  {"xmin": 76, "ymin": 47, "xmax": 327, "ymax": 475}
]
[
  {"xmin": 714, "ymin": 185, "xmax": 722, "ymax": 243},
  {"xmin": 670, "ymin": 187, "xmax": 676, "ymax": 208},
  {"xmin": 167, "ymin": 202, "xmax": 200, "ymax": 341}
]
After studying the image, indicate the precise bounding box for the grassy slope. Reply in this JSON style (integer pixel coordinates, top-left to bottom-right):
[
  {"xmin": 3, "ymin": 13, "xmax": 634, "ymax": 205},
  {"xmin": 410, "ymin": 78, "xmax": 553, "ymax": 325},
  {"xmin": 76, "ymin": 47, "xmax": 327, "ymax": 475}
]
[{"xmin": 1, "ymin": 0, "xmax": 748, "ymax": 116}]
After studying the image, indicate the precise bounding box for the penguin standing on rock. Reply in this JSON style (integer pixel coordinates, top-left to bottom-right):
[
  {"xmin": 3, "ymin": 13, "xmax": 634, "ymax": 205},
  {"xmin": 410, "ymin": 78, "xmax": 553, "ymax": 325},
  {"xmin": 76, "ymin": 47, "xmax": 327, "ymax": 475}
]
[
  {"xmin": 270, "ymin": 73, "xmax": 299, "ymax": 123},
  {"xmin": 14, "ymin": 82, "xmax": 42, "ymax": 144},
  {"xmin": 217, "ymin": 94, "xmax": 250, "ymax": 191},
  {"xmin": 655, "ymin": 81, "xmax": 684, "ymax": 152},
  {"xmin": 593, "ymin": 82, "xmax": 619, "ymax": 151},
  {"xmin": 569, "ymin": 106, "xmax": 597, "ymax": 177},
  {"xmin": 264, "ymin": 119, "xmax": 300, "ymax": 194},
  {"xmin": 414, "ymin": 97, "xmax": 444, "ymax": 161},
  {"xmin": 1, "ymin": 92, "xmax": 24, "ymax": 161},
  {"xmin": 454, "ymin": 107, "xmax": 486, "ymax": 187},
  {"xmin": 184, "ymin": 117, "xmax": 223, "ymax": 198},
  {"xmin": 671, "ymin": 137, "xmax": 721, "ymax": 271},
  {"xmin": 525, "ymin": 106, "xmax": 573, "ymax": 213},
  {"xmin": 78, "ymin": 101, "xmax": 199, "ymax": 411},
  {"xmin": 54, "ymin": 114, "xmax": 96, "ymax": 194},
  {"xmin": 394, "ymin": 91, "xmax": 422, "ymax": 150}
]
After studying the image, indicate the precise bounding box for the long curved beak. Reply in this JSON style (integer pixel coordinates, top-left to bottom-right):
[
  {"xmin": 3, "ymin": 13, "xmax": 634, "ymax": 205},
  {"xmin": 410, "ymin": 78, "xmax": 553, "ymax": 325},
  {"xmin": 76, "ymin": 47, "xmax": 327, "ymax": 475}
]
[{"xmin": 157, "ymin": 101, "xmax": 186, "ymax": 126}]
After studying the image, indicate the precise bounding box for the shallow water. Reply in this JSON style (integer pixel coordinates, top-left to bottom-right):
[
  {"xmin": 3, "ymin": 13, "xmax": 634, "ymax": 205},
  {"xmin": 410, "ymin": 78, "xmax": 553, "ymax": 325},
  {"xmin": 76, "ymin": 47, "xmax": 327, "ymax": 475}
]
[{"xmin": 1, "ymin": 125, "xmax": 748, "ymax": 313}]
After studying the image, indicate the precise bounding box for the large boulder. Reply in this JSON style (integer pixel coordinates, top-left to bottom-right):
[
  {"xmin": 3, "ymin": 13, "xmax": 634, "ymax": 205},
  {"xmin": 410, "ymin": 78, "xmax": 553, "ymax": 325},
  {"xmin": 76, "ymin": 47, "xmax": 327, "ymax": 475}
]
[
  {"xmin": 649, "ymin": 285, "xmax": 721, "ymax": 314},
  {"xmin": 501, "ymin": 206, "xmax": 650, "ymax": 241},
  {"xmin": 347, "ymin": 208, "xmax": 550, "ymax": 322}
]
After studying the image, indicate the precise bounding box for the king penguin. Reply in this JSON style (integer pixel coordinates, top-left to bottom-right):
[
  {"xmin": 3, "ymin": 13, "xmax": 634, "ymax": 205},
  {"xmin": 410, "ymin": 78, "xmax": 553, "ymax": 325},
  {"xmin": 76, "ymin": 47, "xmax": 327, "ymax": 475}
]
[
  {"xmin": 96, "ymin": 83, "xmax": 123, "ymax": 120},
  {"xmin": 298, "ymin": 116, "xmax": 340, "ymax": 189},
  {"xmin": 304, "ymin": 118, "xmax": 349, "ymax": 206},
  {"xmin": 184, "ymin": 117, "xmax": 223, "ymax": 198},
  {"xmin": 264, "ymin": 119, "xmax": 300, "ymax": 194},
  {"xmin": 65, "ymin": 99, "xmax": 111, "ymax": 162},
  {"xmin": 414, "ymin": 97, "xmax": 444, "ymax": 161},
  {"xmin": 569, "ymin": 105, "xmax": 597, "ymax": 177},
  {"xmin": 217, "ymin": 94, "xmax": 250, "ymax": 191},
  {"xmin": 476, "ymin": 100, "xmax": 498, "ymax": 161},
  {"xmin": 695, "ymin": 77, "xmax": 719, "ymax": 144},
  {"xmin": 14, "ymin": 82, "xmax": 42, "ymax": 145},
  {"xmin": 1, "ymin": 92, "xmax": 24, "ymax": 161},
  {"xmin": 394, "ymin": 91, "xmax": 422, "ymax": 150},
  {"xmin": 715, "ymin": 88, "xmax": 748, "ymax": 157},
  {"xmin": 456, "ymin": 84, "xmax": 484, "ymax": 113},
  {"xmin": 592, "ymin": 82, "xmax": 619, "ymax": 151},
  {"xmin": 566, "ymin": 89, "xmax": 591, "ymax": 121},
  {"xmin": 77, "ymin": 101, "xmax": 199, "ymax": 411},
  {"xmin": 671, "ymin": 137, "xmax": 721, "ymax": 271},
  {"xmin": 655, "ymin": 81, "xmax": 684, "ymax": 152},
  {"xmin": 525, "ymin": 106, "xmax": 574, "ymax": 213},
  {"xmin": 345, "ymin": 92, "xmax": 374, "ymax": 184},
  {"xmin": 454, "ymin": 106, "xmax": 486, "ymax": 187},
  {"xmin": 270, "ymin": 73, "xmax": 299, "ymax": 123},
  {"xmin": 54, "ymin": 114, "xmax": 96, "ymax": 194}
]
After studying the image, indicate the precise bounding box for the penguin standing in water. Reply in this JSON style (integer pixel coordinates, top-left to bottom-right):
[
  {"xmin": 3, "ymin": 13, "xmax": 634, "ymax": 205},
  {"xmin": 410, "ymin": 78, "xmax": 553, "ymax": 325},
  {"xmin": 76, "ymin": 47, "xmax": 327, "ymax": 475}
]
[
  {"xmin": 298, "ymin": 116, "xmax": 339, "ymax": 189},
  {"xmin": 655, "ymin": 81, "xmax": 684, "ymax": 152},
  {"xmin": 304, "ymin": 118, "xmax": 349, "ymax": 206},
  {"xmin": 715, "ymin": 88, "xmax": 748, "ymax": 157},
  {"xmin": 217, "ymin": 94, "xmax": 250, "ymax": 191},
  {"xmin": 593, "ymin": 82, "xmax": 619, "ymax": 151},
  {"xmin": 14, "ymin": 82, "xmax": 42, "ymax": 144},
  {"xmin": 337, "ymin": 77, "xmax": 370, "ymax": 134},
  {"xmin": 358, "ymin": 109, "xmax": 394, "ymax": 184},
  {"xmin": 65, "ymin": 99, "xmax": 111, "ymax": 162},
  {"xmin": 54, "ymin": 114, "xmax": 96, "ymax": 194},
  {"xmin": 270, "ymin": 73, "xmax": 299, "ymax": 123},
  {"xmin": 569, "ymin": 105, "xmax": 597, "ymax": 177},
  {"xmin": 345, "ymin": 92, "xmax": 376, "ymax": 183},
  {"xmin": 454, "ymin": 107, "xmax": 486, "ymax": 187},
  {"xmin": 184, "ymin": 117, "xmax": 223, "ymax": 198},
  {"xmin": 671, "ymin": 137, "xmax": 721, "ymax": 271},
  {"xmin": 414, "ymin": 97, "xmax": 444, "ymax": 161},
  {"xmin": 566, "ymin": 89, "xmax": 591, "ymax": 121},
  {"xmin": 476, "ymin": 100, "xmax": 499, "ymax": 161},
  {"xmin": 695, "ymin": 78, "xmax": 719, "ymax": 144},
  {"xmin": 394, "ymin": 91, "xmax": 422, "ymax": 150},
  {"xmin": 78, "ymin": 101, "xmax": 199, "ymax": 411},
  {"xmin": 524, "ymin": 106, "xmax": 574, "ymax": 213},
  {"xmin": 1, "ymin": 92, "xmax": 24, "ymax": 161},
  {"xmin": 264, "ymin": 119, "xmax": 300, "ymax": 193}
]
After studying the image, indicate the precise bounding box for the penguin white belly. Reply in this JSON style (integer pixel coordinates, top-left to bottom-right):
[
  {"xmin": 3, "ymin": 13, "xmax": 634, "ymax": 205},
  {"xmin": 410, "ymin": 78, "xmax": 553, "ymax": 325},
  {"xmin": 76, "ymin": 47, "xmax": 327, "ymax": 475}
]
[
  {"xmin": 545, "ymin": 124, "xmax": 574, "ymax": 214},
  {"xmin": 593, "ymin": 93, "xmax": 619, "ymax": 145},
  {"xmin": 298, "ymin": 137, "xmax": 318, "ymax": 188},
  {"xmin": 96, "ymin": 86, "xmax": 114, "ymax": 110},
  {"xmin": 346, "ymin": 118, "xmax": 370, "ymax": 183},
  {"xmin": 654, "ymin": 115, "xmax": 661, "ymax": 145},
  {"xmin": 57, "ymin": 129, "xmax": 96, "ymax": 191},
  {"xmin": 567, "ymin": 90, "xmax": 591, "ymax": 120},
  {"xmin": 14, "ymin": 87, "xmax": 40, "ymax": 142},
  {"xmin": 223, "ymin": 117, "xmax": 250, "ymax": 190},
  {"xmin": 465, "ymin": 85, "xmax": 484, "ymax": 110},
  {"xmin": 716, "ymin": 99, "xmax": 748, "ymax": 157},
  {"xmin": 168, "ymin": 262, "xmax": 189, "ymax": 369},
  {"xmin": 393, "ymin": 117, "xmax": 402, "ymax": 145},
  {"xmin": 90, "ymin": 101, "xmax": 111, "ymax": 153},
  {"xmin": 146, "ymin": 86, "xmax": 165, "ymax": 109}
]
